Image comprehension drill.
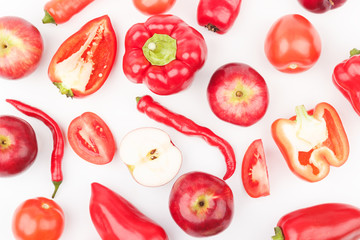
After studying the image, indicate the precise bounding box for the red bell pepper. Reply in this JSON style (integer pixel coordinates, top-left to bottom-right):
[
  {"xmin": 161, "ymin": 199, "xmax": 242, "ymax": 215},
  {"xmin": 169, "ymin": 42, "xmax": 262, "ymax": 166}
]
[
  {"xmin": 271, "ymin": 102, "xmax": 349, "ymax": 182},
  {"xmin": 90, "ymin": 182, "xmax": 169, "ymax": 240},
  {"xmin": 272, "ymin": 203, "xmax": 360, "ymax": 240},
  {"xmin": 197, "ymin": 0, "xmax": 242, "ymax": 34},
  {"xmin": 333, "ymin": 48, "xmax": 360, "ymax": 116},
  {"xmin": 48, "ymin": 15, "xmax": 117, "ymax": 98},
  {"xmin": 42, "ymin": 0, "xmax": 94, "ymax": 24},
  {"xmin": 123, "ymin": 14, "xmax": 207, "ymax": 95}
]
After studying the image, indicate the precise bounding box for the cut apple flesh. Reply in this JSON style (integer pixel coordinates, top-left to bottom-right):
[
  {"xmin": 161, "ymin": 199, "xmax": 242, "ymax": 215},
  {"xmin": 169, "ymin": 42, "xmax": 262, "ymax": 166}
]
[{"xmin": 119, "ymin": 127, "xmax": 182, "ymax": 187}]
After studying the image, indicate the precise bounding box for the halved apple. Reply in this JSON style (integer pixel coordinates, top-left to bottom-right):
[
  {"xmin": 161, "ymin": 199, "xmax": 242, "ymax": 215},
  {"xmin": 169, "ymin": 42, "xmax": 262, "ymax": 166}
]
[{"xmin": 119, "ymin": 127, "xmax": 182, "ymax": 187}]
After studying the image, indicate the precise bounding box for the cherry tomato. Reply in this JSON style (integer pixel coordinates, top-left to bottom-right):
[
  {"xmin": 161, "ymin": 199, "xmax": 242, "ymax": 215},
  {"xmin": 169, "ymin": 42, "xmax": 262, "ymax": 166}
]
[
  {"xmin": 132, "ymin": 0, "xmax": 176, "ymax": 15},
  {"xmin": 68, "ymin": 112, "xmax": 116, "ymax": 165},
  {"xmin": 264, "ymin": 14, "xmax": 321, "ymax": 73},
  {"xmin": 241, "ymin": 139, "xmax": 270, "ymax": 198},
  {"xmin": 12, "ymin": 197, "xmax": 64, "ymax": 240}
]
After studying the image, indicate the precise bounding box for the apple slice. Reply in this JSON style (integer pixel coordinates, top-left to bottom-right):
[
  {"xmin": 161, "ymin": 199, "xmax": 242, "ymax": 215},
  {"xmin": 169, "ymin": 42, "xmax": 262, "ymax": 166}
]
[{"xmin": 119, "ymin": 127, "xmax": 182, "ymax": 187}]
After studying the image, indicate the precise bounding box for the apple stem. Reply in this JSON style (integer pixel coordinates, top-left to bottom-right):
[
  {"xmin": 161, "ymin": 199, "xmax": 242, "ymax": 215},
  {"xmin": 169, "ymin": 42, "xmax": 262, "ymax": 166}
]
[
  {"xmin": 329, "ymin": 0, "xmax": 334, "ymax": 6},
  {"xmin": 271, "ymin": 227, "xmax": 285, "ymax": 240}
]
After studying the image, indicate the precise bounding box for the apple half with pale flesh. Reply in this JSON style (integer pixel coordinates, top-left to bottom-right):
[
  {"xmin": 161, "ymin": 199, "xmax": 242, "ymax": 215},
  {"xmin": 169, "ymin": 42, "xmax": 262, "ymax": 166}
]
[{"xmin": 119, "ymin": 127, "xmax": 182, "ymax": 187}]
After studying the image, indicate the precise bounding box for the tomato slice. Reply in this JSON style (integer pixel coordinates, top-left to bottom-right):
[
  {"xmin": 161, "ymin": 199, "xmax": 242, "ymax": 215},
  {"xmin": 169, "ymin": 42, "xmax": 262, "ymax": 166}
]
[
  {"xmin": 241, "ymin": 139, "xmax": 270, "ymax": 198},
  {"xmin": 68, "ymin": 112, "xmax": 116, "ymax": 164},
  {"xmin": 48, "ymin": 15, "xmax": 117, "ymax": 98},
  {"xmin": 12, "ymin": 197, "xmax": 64, "ymax": 240}
]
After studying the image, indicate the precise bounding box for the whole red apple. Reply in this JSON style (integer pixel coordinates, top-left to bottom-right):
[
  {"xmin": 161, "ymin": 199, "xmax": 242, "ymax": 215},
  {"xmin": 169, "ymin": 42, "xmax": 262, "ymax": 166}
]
[
  {"xmin": 169, "ymin": 171, "xmax": 234, "ymax": 237},
  {"xmin": 298, "ymin": 0, "xmax": 347, "ymax": 13},
  {"xmin": 207, "ymin": 62, "xmax": 269, "ymax": 127},
  {"xmin": 0, "ymin": 16, "xmax": 43, "ymax": 80},
  {"xmin": 0, "ymin": 115, "xmax": 38, "ymax": 176}
]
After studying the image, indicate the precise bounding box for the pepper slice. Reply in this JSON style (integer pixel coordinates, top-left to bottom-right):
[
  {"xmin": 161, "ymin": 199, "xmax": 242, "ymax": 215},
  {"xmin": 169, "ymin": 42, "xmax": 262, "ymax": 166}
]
[
  {"xmin": 333, "ymin": 48, "xmax": 360, "ymax": 116},
  {"xmin": 271, "ymin": 102, "xmax": 349, "ymax": 182},
  {"xmin": 136, "ymin": 95, "xmax": 236, "ymax": 180},
  {"xmin": 123, "ymin": 14, "xmax": 207, "ymax": 95},
  {"xmin": 48, "ymin": 15, "xmax": 117, "ymax": 98},
  {"xmin": 272, "ymin": 203, "xmax": 360, "ymax": 240}
]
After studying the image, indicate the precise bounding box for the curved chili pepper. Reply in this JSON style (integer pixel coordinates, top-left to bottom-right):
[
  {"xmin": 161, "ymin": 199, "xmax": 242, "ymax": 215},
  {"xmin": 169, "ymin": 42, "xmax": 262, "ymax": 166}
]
[
  {"xmin": 6, "ymin": 99, "xmax": 64, "ymax": 198},
  {"xmin": 333, "ymin": 48, "xmax": 360, "ymax": 116},
  {"xmin": 197, "ymin": 0, "xmax": 242, "ymax": 34},
  {"xmin": 136, "ymin": 95, "xmax": 236, "ymax": 180},
  {"xmin": 272, "ymin": 203, "xmax": 360, "ymax": 240},
  {"xmin": 42, "ymin": 0, "xmax": 95, "ymax": 24}
]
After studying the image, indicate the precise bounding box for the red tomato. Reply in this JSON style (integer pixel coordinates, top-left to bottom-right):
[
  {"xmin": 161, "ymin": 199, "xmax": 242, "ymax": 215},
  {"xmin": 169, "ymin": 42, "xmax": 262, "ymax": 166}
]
[
  {"xmin": 12, "ymin": 197, "xmax": 64, "ymax": 240},
  {"xmin": 133, "ymin": 0, "xmax": 176, "ymax": 15},
  {"xmin": 241, "ymin": 139, "xmax": 270, "ymax": 198},
  {"xmin": 48, "ymin": 15, "xmax": 117, "ymax": 98},
  {"xmin": 264, "ymin": 14, "xmax": 321, "ymax": 73},
  {"xmin": 68, "ymin": 112, "xmax": 116, "ymax": 165}
]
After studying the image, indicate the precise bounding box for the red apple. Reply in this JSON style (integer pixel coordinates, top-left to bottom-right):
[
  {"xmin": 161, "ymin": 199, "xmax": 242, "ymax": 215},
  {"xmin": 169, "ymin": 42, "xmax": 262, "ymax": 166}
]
[
  {"xmin": 169, "ymin": 171, "xmax": 234, "ymax": 237},
  {"xmin": 0, "ymin": 115, "xmax": 38, "ymax": 176},
  {"xmin": 0, "ymin": 16, "xmax": 43, "ymax": 80},
  {"xmin": 297, "ymin": 0, "xmax": 347, "ymax": 13},
  {"xmin": 207, "ymin": 62, "xmax": 269, "ymax": 127}
]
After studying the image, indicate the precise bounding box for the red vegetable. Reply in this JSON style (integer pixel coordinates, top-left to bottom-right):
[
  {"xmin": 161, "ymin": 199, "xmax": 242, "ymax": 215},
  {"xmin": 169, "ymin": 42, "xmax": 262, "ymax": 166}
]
[
  {"xmin": 197, "ymin": 0, "xmax": 242, "ymax": 34},
  {"xmin": 48, "ymin": 15, "xmax": 117, "ymax": 98},
  {"xmin": 271, "ymin": 102, "xmax": 349, "ymax": 182},
  {"xmin": 90, "ymin": 182, "xmax": 169, "ymax": 240},
  {"xmin": 136, "ymin": 95, "xmax": 236, "ymax": 180},
  {"xmin": 133, "ymin": 0, "xmax": 176, "ymax": 15},
  {"xmin": 42, "ymin": 0, "xmax": 95, "ymax": 24},
  {"xmin": 264, "ymin": 14, "xmax": 321, "ymax": 73},
  {"xmin": 272, "ymin": 203, "xmax": 360, "ymax": 240},
  {"xmin": 241, "ymin": 139, "xmax": 270, "ymax": 198},
  {"xmin": 123, "ymin": 14, "xmax": 207, "ymax": 95},
  {"xmin": 333, "ymin": 48, "xmax": 360, "ymax": 116},
  {"xmin": 68, "ymin": 112, "xmax": 116, "ymax": 165},
  {"xmin": 6, "ymin": 99, "xmax": 64, "ymax": 198},
  {"xmin": 12, "ymin": 197, "xmax": 65, "ymax": 240}
]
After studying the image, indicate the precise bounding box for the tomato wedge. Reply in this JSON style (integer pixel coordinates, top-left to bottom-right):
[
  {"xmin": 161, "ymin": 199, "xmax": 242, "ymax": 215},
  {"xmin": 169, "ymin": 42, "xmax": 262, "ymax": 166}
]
[
  {"xmin": 241, "ymin": 139, "xmax": 270, "ymax": 198},
  {"xmin": 68, "ymin": 112, "xmax": 116, "ymax": 164},
  {"xmin": 48, "ymin": 15, "xmax": 117, "ymax": 98}
]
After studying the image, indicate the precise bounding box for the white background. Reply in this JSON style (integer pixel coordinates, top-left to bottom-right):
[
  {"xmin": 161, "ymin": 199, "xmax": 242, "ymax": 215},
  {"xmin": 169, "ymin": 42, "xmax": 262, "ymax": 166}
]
[{"xmin": 1, "ymin": 0, "xmax": 360, "ymax": 239}]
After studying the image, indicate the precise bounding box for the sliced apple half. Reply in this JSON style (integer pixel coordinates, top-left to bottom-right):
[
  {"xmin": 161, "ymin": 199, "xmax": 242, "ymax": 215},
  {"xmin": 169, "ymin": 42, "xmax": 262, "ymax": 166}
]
[{"xmin": 119, "ymin": 127, "xmax": 182, "ymax": 187}]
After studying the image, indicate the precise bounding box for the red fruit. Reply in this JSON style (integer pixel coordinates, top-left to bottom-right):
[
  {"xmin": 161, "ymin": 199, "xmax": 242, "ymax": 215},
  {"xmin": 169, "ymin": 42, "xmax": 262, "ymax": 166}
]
[
  {"xmin": 298, "ymin": 0, "xmax": 347, "ymax": 13},
  {"xmin": 207, "ymin": 62, "xmax": 269, "ymax": 127},
  {"xmin": 0, "ymin": 16, "xmax": 43, "ymax": 79},
  {"xmin": 169, "ymin": 171, "xmax": 234, "ymax": 237},
  {"xmin": 0, "ymin": 115, "xmax": 38, "ymax": 176}
]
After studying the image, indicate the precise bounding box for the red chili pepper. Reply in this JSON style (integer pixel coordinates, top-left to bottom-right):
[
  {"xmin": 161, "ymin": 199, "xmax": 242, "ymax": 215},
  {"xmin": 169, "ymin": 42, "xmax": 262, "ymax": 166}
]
[
  {"xmin": 333, "ymin": 48, "xmax": 360, "ymax": 116},
  {"xmin": 272, "ymin": 203, "xmax": 360, "ymax": 240},
  {"xmin": 6, "ymin": 99, "xmax": 64, "ymax": 198},
  {"xmin": 42, "ymin": 0, "xmax": 95, "ymax": 24},
  {"xmin": 90, "ymin": 182, "xmax": 169, "ymax": 240},
  {"xmin": 136, "ymin": 95, "xmax": 236, "ymax": 180},
  {"xmin": 197, "ymin": 0, "xmax": 242, "ymax": 34},
  {"xmin": 123, "ymin": 14, "xmax": 207, "ymax": 95}
]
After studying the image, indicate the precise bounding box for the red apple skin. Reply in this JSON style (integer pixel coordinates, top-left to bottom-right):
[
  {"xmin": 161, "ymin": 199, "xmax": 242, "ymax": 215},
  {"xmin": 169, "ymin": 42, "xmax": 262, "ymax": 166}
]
[
  {"xmin": 0, "ymin": 16, "xmax": 43, "ymax": 80},
  {"xmin": 207, "ymin": 62, "xmax": 269, "ymax": 127},
  {"xmin": 169, "ymin": 171, "xmax": 234, "ymax": 237},
  {"xmin": 298, "ymin": 0, "xmax": 347, "ymax": 13},
  {"xmin": 0, "ymin": 116, "xmax": 38, "ymax": 176}
]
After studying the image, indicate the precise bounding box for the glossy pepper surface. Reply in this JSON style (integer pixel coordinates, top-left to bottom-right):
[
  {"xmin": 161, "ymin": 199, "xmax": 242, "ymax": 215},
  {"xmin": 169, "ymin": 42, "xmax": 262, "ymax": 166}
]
[
  {"xmin": 123, "ymin": 14, "xmax": 207, "ymax": 95},
  {"xmin": 271, "ymin": 102, "xmax": 349, "ymax": 182},
  {"xmin": 43, "ymin": 0, "xmax": 94, "ymax": 24},
  {"xmin": 197, "ymin": 0, "xmax": 242, "ymax": 34},
  {"xmin": 272, "ymin": 203, "xmax": 360, "ymax": 240},
  {"xmin": 89, "ymin": 182, "xmax": 169, "ymax": 240},
  {"xmin": 136, "ymin": 95, "xmax": 236, "ymax": 180},
  {"xmin": 333, "ymin": 48, "xmax": 360, "ymax": 116}
]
